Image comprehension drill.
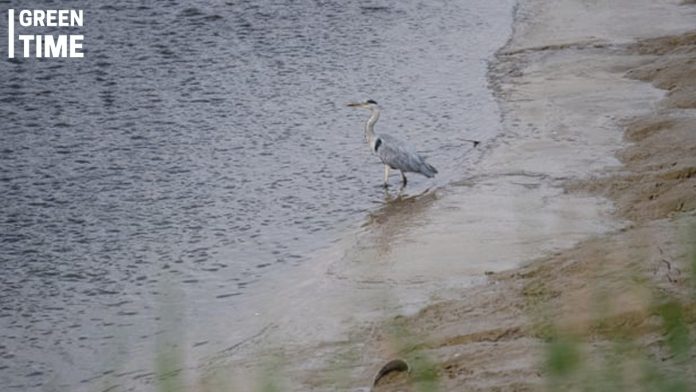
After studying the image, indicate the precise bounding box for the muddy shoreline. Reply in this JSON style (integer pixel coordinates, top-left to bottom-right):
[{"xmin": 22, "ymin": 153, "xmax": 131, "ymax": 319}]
[
  {"xmin": 367, "ymin": 0, "xmax": 696, "ymax": 390},
  {"xmin": 196, "ymin": 1, "xmax": 696, "ymax": 390}
]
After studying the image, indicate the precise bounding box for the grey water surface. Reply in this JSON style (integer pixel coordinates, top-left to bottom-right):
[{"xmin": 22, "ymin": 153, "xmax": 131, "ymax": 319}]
[{"xmin": 0, "ymin": 0, "xmax": 513, "ymax": 390}]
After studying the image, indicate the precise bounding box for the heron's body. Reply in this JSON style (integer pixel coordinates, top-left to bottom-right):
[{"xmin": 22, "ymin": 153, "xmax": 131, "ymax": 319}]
[
  {"xmin": 371, "ymin": 134, "xmax": 437, "ymax": 176},
  {"xmin": 350, "ymin": 100, "xmax": 437, "ymax": 186}
]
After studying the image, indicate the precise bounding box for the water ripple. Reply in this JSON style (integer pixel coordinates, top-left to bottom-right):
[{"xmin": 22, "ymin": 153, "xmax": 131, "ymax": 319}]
[{"xmin": 0, "ymin": 0, "xmax": 512, "ymax": 390}]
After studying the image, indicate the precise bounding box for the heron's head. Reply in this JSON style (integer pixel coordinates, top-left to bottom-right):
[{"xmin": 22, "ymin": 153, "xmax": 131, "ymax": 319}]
[{"xmin": 347, "ymin": 99, "xmax": 379, "ymax": 110}]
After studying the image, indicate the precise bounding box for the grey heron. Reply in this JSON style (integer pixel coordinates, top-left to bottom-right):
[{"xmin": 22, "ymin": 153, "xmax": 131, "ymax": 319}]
[{"xmin": 348, "ymin": 99, "xmax": 477, "ymax": 187}]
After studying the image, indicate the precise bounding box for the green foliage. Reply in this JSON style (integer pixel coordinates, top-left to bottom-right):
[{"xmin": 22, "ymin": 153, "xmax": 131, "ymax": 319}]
[
  {"xmin": 545, "ymin": 336, "xmax": 580, "ymax": 378},
  {"xmin": 155, "ymin": 343, "xmax": 183, "ymax": 392},
  {"xmin": 656, "ymin": 301, "xmax": 690, "ymax": 361},
  {"xmin": 387, "ymin": 318, "xmax": 441, "ymax": 392},
  {"xmin": 541, "ymin": 229, "xmax": 696, "ymax": 392},
  {"xmin": 407, "ymin": 353, "xmax": 440, "ymax": 392}
]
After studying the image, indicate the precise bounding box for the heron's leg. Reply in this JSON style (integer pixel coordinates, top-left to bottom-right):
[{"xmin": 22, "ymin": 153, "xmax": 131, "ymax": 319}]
[
  {"xmin": 400, "ymin": 171, "xmax": 408, "ymax": 186},
  {"xmin": 383, "ymin": 165, "xmax": 390, "ymax": 187}
]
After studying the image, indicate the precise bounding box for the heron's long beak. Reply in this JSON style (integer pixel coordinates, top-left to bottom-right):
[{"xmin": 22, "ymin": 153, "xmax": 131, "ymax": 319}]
[{"xmin": 347, "ymin": 102, "xmax": 363, "ymax": 108}]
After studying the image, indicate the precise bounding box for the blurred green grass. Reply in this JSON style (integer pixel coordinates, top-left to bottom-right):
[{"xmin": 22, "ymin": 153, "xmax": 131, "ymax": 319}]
[{"xmin": 543, "ymin": 226, "xmax": 696, "ymax": 392}]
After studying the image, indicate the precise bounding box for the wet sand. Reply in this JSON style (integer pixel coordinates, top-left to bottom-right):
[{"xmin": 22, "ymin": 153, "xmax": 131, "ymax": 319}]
[
  {"xmin": 198, "ymin": 1, "xmax": 696, "ymax": 390},
  {"xmin": 361, "ymin": 0, "xmax": 696, "ymax": 390}
]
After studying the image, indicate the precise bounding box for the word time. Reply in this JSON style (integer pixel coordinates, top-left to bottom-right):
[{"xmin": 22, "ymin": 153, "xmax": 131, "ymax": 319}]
[{"xmin": 7, "ymin": 9, "xmax": 85, "ymax": 58}]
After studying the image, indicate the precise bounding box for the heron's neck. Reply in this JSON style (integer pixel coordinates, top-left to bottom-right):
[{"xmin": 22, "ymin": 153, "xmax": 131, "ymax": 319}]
[{"xmin": 364, "ymin": 108, "xmax": 380, "ymax": 143}]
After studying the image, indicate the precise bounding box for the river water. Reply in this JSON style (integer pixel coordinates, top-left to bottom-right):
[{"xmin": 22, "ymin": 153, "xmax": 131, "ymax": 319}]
[{"xmin": 0, "ymin": 0, "xmax": 513, "ymax": 390}]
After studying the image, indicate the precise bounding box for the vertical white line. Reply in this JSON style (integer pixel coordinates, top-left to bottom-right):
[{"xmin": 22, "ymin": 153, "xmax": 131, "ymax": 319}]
[{"xmin": 8, "ymin": 9, "xmax": 14, "ymax": 58}]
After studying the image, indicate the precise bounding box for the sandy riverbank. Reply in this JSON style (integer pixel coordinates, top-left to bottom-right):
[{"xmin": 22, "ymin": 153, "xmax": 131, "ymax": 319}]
[
  {"xmin": 196, "ymin": 1, "xmax": 696, "ymax": 390},
  {"xmin": 365, "ymin": 0, "xmax": 696, "ymax": 390}
]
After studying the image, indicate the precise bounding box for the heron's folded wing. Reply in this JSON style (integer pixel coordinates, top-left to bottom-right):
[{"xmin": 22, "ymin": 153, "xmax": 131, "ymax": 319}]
[{"xmin": 376, "ymin": 134, "xmax": 427, "ymax": 172}]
